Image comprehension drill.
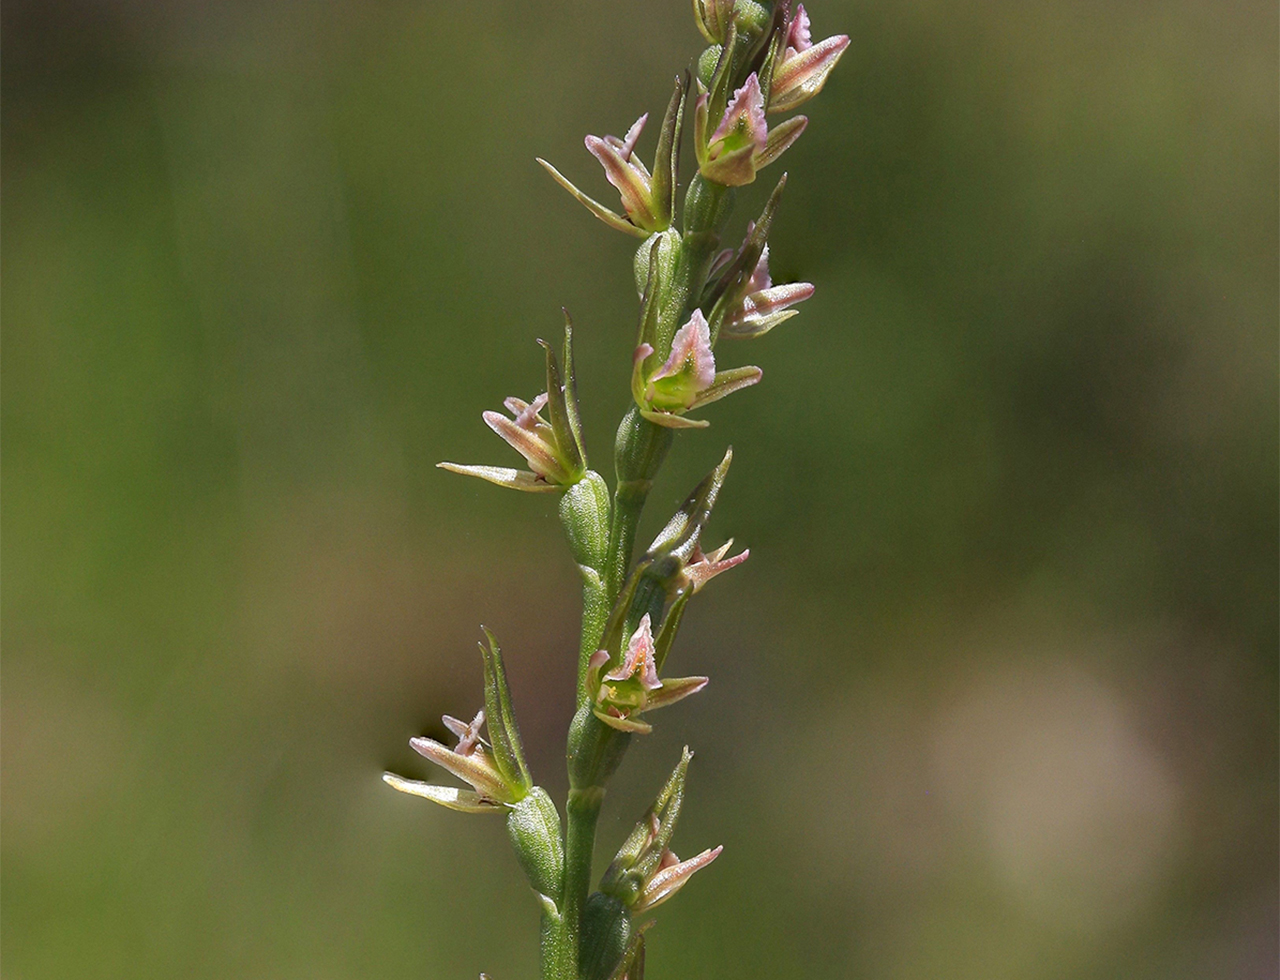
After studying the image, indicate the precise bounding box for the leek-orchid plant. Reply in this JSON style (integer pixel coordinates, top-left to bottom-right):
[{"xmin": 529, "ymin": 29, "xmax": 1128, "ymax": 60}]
[{"xmin": 386, "ymin": 3, "xmax": 846, "ymax": 977}]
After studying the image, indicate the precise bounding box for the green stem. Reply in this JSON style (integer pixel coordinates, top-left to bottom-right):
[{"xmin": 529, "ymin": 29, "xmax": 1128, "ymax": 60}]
[
  {"xmin": 560, "ymin": 784, "xmax": 603, "ymax": 976},
  {"xmin": 554, "ymin": 176, "xmax": 736, "ymax": 980}
]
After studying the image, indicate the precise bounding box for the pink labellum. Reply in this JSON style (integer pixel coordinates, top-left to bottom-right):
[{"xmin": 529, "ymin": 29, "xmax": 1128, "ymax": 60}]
[
  {"xmin": 605, "ymin": 613, "xmax": 662, "ymax": 690},
  {"xmin": 648, "ymin": 310, "xmax": 716, "ymax": 392},
  {"xmin": 787, "ymin": 4, "xmax": 813, "ymax": 50},
  {"xmin": 710, "ymin": 74, "xmax": 768, "ymax": 154},
  {"xmin": 442, "ymin": 709, "xmax": 486, "ymax": 756}
]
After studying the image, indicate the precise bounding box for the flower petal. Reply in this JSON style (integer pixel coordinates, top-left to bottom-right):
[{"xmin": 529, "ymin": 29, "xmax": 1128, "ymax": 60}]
[
  {"xmin": 410, "ymin": 736, "xmax": 514, "ymax": 802},
  {"xmin": 633, "ymin": 845, "xmax": 723, "ymax": 912},
  {"xmin": 382, "ymin": 773, "xmax": 505, "ymax": 813},
  {"xmin": 644, "ymin": 675, "xmax": 709, "ymax": 711},
  {"xmin": 606, "ymin": 613, "xmax": 661, "ymax": 690},
  {"xmin": 639, "ymin": 409, "xmax": 712, "ymax": 429},
  {"xmin": 710, "ymin": 74, "xmax": 767, "ymax": 153},
  {"xmin": 769, "ymin": 34, "xmax": 849, "ymax": 113},
  {"xmin": 537, "ymin": 157, "xmax": 648, "ymax": 238},
  {"xmin": 687, "ymin": 365, "xmax": 763, "ymax": 410},
  {"xmin": 436, "ymin": 462, "xmax": 562, "ymax": 493},
  {"xmin": 483, "ymin": 410, "xmax": 568, "ymax": 482},
  {"xmin": 585, "ymin": 136, "xmax": 658, "ymax": 230},
  {"xmin": 756, "ymin": 115, "xmax": 808, "ymax": 169},
  {"xmin": 593, "ymin": 707, "xmax": 654, "ymax": 734}
]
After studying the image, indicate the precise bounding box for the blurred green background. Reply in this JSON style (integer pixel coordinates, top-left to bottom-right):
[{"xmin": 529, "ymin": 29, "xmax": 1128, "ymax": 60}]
[{"xmin": 3, "ymin": 0, "xmax": 1276, "ymax": 977}]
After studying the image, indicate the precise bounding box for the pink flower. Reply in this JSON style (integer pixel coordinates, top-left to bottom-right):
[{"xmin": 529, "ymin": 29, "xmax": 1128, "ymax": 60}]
[
  {"xmin": 588, "ymin": 616, "xmax": 709, "ymax": 734},
  {"xmin": 721, "ymin": 245, "xmax": 815, "ymax": 339},
  {"xmin": 768, "ymin": 5, "xmax": 850, "ymax": 113},
  {"xmin": 695, "ymin": 73, "xmax": 807, "ymax": 187}
]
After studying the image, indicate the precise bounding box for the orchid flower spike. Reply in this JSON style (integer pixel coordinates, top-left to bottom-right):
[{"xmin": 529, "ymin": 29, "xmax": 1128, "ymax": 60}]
[
  {"xmin": 721, "ymin": 245, "xmax": 814, "ymax": 339},
  {"xmin": 539, "ymin": 78, "xmax": 686, "ymax": 238},
  {"xmin": 440, "ymin": 321, "xmax": 589, "ymax": 492},
  {"xmin": 767, "ymin": 4, "xmax": 850, "ymax": 113},
  {"xmin": 587, "ymin": 614, "xmax": 708, "ymax": 734},
  {"xmin": 631, "ymin": 309, "xmax": 762, "ymax": 429},
  {"xmin": 694, "ymin": 72, "xmax": 807, "ymax": 187}
]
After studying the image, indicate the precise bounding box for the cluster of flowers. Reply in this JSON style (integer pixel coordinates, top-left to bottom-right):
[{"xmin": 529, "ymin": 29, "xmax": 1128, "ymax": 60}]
[{"xmin": 385, "ymin": 3, "xmax": 846, "ymax": 978}]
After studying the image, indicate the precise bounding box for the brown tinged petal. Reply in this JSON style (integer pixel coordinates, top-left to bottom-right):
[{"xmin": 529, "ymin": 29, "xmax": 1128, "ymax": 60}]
[
  {"xmin": 409, "ymin": 736, "xmax": 519, "ymax": 803},
  {"xmin": 436, "ymin": 462, "xmax": 561, "ymax": 493},
  {"xmin": 381, "ymin": 774, "xmax": 505, "ymax": 813},
  {"xmin": 631, "ymin": 845, "xmax": 723, "ymax": 912}
]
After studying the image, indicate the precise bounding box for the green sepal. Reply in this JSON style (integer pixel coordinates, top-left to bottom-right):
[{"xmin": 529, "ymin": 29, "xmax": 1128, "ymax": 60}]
[
  {"xmin": 687, "ymin": 365, "xmax": 763, "ymax": 411},
  {"xmin": 560, "ymin": 470, "xmax": 611, "ymax": 572},
  {"xmin": 539, "ymin": 314, "xmax": 587, "ymax": 477},
  {"xmin": 706, "ymin": 20, "xmax": 739, "ymax": 135},
  {"xmin": 506, "ymin": 787, "xmax": 564, "ymax": 900},
  {"xmin": 580, "ymin": 892, "xmax": 632, "ymax": 980},
  {"xmin": 560, "ymin": 311, "xmax": 587, "ymax": 465},
  {"xmin": 646, "ymin": 447, "xmax": 733, "ymax": 566},
  {"xmin": 478, "ymin": 628, "xmax": 533, "ymax": 794},
  {"xmin": 754, "ymin": 2, "xmax": 791, "ymax": 107},
  {"xmin": 650, "ymin": 75, "xmax": 687, "ymax": 231},
  {"xmin": 652, "ymin": 592, "xmax": 689, "ymax": 673},
  {"xmin": 598, "ymin": 558, "xmax": 653, "ymax": 661},
  {"xmin": 743, "ymin": 0, "xmax": 788, "ymax": 96}
]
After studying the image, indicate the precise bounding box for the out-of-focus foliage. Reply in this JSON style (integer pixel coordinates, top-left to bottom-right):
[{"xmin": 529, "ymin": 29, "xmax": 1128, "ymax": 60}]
[{"xmin": 2, "ymin": 1, "xmax": 1275, "ymax": 977}]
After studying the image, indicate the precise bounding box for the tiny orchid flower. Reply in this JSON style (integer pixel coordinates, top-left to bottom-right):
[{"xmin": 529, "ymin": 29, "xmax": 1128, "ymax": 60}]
[
  {"xmin": 599, "ymin": 747, "xmax": 722, "ymax": 914},
  {"xmin": 588, "ymin": 615, "xmax": 708, "ymax": 734},
  {"xmin": 767, "ymin": 4, "xmax": 850, "ymax": 113},
  {"xmin": 384, "ymin": 628, "xmax": 532, "ymax": 814},
  {"xmin": 583, "ymin": 114, "xmax": 664, "ymax": 233},
  {"xmin": 438, "ymin": 393, "xmax": 581, "ymax": 492},
  {"xmin": 631, "ymin": 310, "xmax": 762, "ymax": 429},
  {"xmin": 383, "ymin": 708, "xmax": 524, "ymax": 813},
  {"xmin": 694, "ymin": 73, "xmax": 807, "ymax": 187},
  {"xmin": 440, "ymin": 323, "xmax": 590, "ymax": 492},
  {"xmin": 540, "ymin": 78, "xmax": 686, "ymax": 238},
  {"xmin": 721, "ymin": 245, "xmax": 814, "ymax": 339}
]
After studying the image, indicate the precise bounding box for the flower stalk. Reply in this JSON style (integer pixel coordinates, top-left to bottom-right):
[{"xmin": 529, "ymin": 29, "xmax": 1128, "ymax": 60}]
[{"xmin": 384, "ymin": 3, "xmax": 845, "ymax": 977}]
